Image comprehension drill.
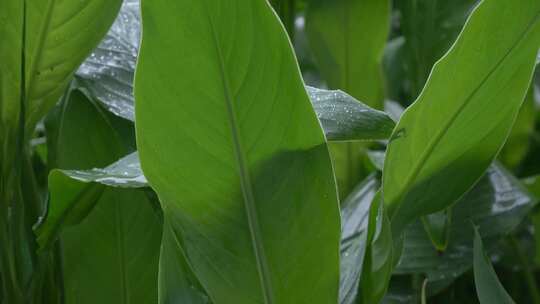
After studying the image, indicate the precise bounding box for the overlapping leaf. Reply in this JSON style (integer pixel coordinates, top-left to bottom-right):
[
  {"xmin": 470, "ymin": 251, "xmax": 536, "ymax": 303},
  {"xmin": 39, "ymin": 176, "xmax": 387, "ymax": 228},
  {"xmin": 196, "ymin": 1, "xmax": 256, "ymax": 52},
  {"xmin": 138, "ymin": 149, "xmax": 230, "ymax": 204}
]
[
  {"xmin": 75, "ymin": 3, "xmax": 395, "ymax": 144},
  {"xmin": 474, "ymin": 227, "xmax": 516, "ymax": 303},
  {"xmin": 39, "ymin": 87, "xmax": 160, "ymax": 303}
]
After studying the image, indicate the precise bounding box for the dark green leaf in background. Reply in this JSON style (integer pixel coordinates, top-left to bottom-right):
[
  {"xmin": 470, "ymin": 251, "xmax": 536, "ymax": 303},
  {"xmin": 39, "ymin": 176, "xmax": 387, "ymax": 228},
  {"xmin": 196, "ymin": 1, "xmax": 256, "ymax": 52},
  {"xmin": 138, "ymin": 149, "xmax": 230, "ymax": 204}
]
[
  {"xmin": 395, "ymin": 164, "xmax": 535, "ymax": 283},
  {"xmin": 358, "ymin": 192, "xmax": 394, "ymax": 304},
  {"xmin": 306, "ymin": 0, "xmax": 391, "ymax": 198},
  {"xmin": 474, "ymin": 227, "xmax": 516, "ymax": 304},
  {"xmin": 421, "ymin": 209, "xmax": 452, "ymax": 252},
  {"xmin": 306, "ymin": 0, "xmax": 390, "ymax": 107},
  {"xmin": 389, "ymin": 0, "xmax": 478, "ymax": 102},
  {"xmin": 339, "ymin": 175, "xmax": 378, "ymax": 304},
  {"xmin": 40, "ymin": 87, "xmax": 160, "ymax": 304}
]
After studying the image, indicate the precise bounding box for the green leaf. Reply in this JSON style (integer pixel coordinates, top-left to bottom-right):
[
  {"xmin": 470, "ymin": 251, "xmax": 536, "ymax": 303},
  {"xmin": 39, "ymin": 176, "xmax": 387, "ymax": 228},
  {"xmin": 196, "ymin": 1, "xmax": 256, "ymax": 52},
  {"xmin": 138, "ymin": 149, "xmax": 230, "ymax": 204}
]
[
  {"xmin": 306, "ymin": 0, "xmax": 391, "ymax": 198},
  {"xmin": 499, "ymin": 85, "xmax": 536, "ymax": 169},
  {"xmin": 383, "ymin": 0, "xmax": 540, "ymax": 235},
  {"xmin": 308, "ymin": 86, "xmax": 396, "ymax": 142},
  {"xmin": 305, "ymin": 0, "xmax": 390, "ymax": 107},
  {"xmin": 0, "ymin": 1, "xmax": 23, "ymax": 139},
  {"xmin": 22, "ymin": 0, "xmax": 122, "ymax": 133},
  {"xmin": 358, "ymin": 191, "xmax": 394, "ymax": 304},
  {"xmin": 339, "ymin": 174, "xmax": 379, "ymax": 304},
  {"xmin": 44, "ymin": 86, "xmax": 127, "ymax": 171},
  {"xmin": 421, "ymin": 209, "xmax": 452, "ymax": 252},
  {"xmin": 395, "ymin": 164, "xmax": 535, "ymax": 282},
  {"xmin": 41, "ymin": 86, "xmax": 160, "ymax": 303},
  {"xmin": 75, "ymin": 2, "xmax": 396, "ymax": 144},
  {"xmin": 76, "ymin": 0, "xmax": 140, "ymax": 122},
  {"xmin": 159, "ymin": 220, "xmax": 211, "ymax": 304},
  {"xmin": 35, "ymin": 152, "xmax": 148, "ymax": 250},
  {"xmin": 135, "ymin": 1, "xmax": 340, "ymax": 304},
  {"xmin": 391, "ymin": 0, "xmax": 478, "ymax": 100},
  {"xmin": 474, "ymin": 226, "xmax": 516, "ymax": 304}
]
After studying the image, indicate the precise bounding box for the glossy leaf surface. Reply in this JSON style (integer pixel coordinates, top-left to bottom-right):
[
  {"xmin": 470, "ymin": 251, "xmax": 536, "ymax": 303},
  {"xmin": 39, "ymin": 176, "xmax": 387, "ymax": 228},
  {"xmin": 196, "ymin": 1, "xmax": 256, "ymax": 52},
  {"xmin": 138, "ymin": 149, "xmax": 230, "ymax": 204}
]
[
  {"xmin": 135, "ymin": 1, "xmax": 340, "ymax": 303},
  {"xmin": 308, "ymin": 86, "xmax": 395, "ymax": 141},
  {"xmin": 383, "ymin": 0, "xmax": 540, "ymax": 235},
  {"xmin": 77, "ymin": 0, "xmax": 140, "ymax": 122}
]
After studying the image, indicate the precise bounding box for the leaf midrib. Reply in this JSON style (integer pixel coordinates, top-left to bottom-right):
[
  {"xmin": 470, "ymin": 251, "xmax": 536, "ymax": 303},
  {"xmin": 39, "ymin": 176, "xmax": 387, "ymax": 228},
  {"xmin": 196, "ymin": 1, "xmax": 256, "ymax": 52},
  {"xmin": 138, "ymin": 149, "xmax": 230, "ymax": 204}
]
[
  {"xmin": 389, "ymin": 9, "xmax": 540, "ymax": 217},
  {"xmin": 204, "ymin": 3, "xmax": 275, "ymax": 304}
]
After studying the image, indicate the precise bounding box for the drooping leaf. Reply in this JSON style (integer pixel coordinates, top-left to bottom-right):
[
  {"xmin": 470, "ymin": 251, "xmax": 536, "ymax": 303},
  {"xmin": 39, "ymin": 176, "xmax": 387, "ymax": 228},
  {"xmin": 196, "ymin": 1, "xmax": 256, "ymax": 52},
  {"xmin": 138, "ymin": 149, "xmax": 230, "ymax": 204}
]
[
  {"xmin": 40, "ymin": 86, "xmax": 160, "ymax": 303},
  {"xmin": 383, "ymin": 0, "xmax": 540, "ymax": 235},
  {"xmin": 395, "ymin": 164, "xmax": 535, "ymax": 282},
  {"xmin": 36, "ymin": 151, "xmax": 148, "ymax": 250},
  {"xmin": 308, "ymin": 86, "xmax": 395, "ymax": 141},
  {"xmin": 76, "ymin": 0, "xmax": 140, "ymax": 122},
  {"xmin": 135, "ymin": 1, "xmax": 340, "ymax": 304},
  {"xmin": 474, "ymin": 227, "xmax": 516, "ymax": 304},
  {"xmin": 58, "ymin": 152, "xmax": 147, "ymax": 188}
]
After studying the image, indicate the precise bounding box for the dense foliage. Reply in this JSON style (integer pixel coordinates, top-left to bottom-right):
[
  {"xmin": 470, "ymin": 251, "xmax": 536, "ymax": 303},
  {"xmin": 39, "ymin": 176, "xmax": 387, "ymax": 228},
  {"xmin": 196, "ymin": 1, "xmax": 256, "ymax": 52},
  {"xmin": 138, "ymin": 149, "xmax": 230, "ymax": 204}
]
[{"xmin": 1, "ymin": 0, "xmax": 540, "ymax": 303}]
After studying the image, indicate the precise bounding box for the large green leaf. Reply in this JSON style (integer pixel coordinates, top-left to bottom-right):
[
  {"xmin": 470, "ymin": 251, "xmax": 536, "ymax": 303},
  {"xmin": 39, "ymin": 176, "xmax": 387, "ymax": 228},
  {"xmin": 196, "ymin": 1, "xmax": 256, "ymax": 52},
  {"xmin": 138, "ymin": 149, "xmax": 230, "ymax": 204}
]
[
  {"xmin": 22, "ymin": 0, "xmax": 122, "ymax": 133},
  {"xmin": 135, "ymin": 1, "xmax": 340, "ymax": 304},
  {"xmin": 41, "ymin": 86, "xmax": 160, "ymax": 303},
  {"xmin": 306, "ymin": 0, "xmax": 391, "ymax": 198},
  {"xmin": 474, "ymin": 227, "xmax": 516, "ymax": 304},
  {"xmin": 383, "ymin": 0, "xmax": 540, "ymax": 235}
]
